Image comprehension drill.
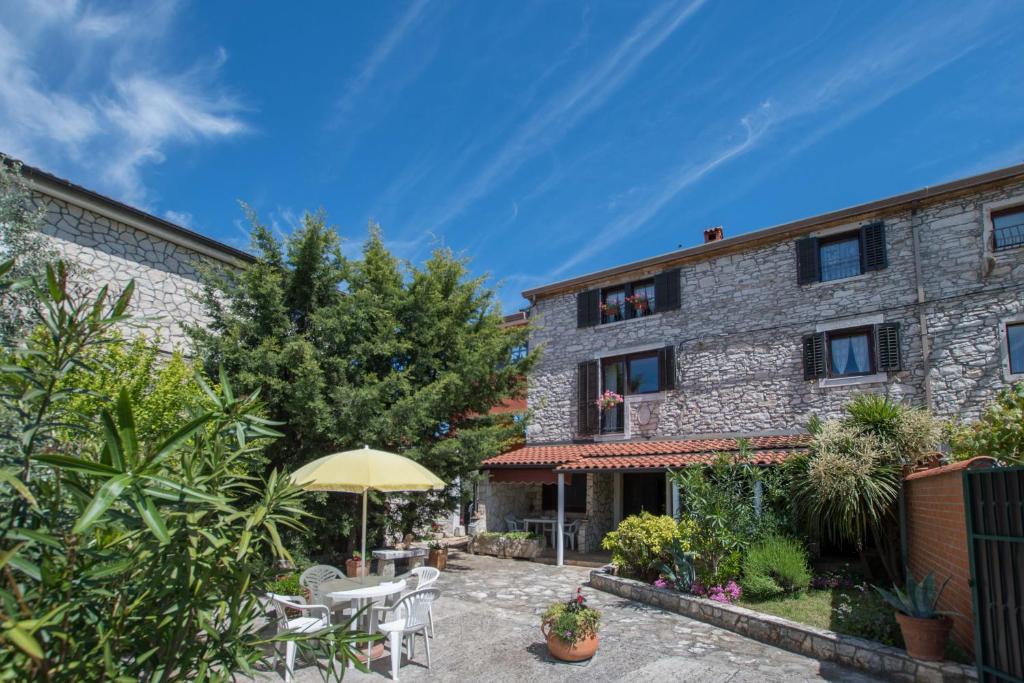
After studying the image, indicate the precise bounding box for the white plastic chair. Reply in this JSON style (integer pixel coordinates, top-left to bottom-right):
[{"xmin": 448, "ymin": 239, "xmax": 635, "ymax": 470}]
[
  {"xmin": 300, "ymin": 564, "xmax": 344, "ymax": 604},
  {"xmin": 267, "ymin": 593, "xmax": 331, "ymax": 682},
  {"xmin": 561, "ymin": 519, "xmax": 581, "ymax": 551},
  {"xmin": 376, "ymin": 588, "xmax": 441, "ymax": 681},
  {"xmin": 410, "ymin": 566, "xmax": 440, "ymax": 636},
  {"xmin": 504, "ymin": 514, "xmax": 524, "ymax": 531}
]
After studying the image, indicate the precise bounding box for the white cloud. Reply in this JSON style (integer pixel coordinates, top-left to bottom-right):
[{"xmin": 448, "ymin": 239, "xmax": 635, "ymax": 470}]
[
  {"xmin": 335, "ymin": 0, "xmax": 429, "ymax": 120},
  {"xmin": 163, "ymin": 209, "xmax": 193, "ymax": 227},
  {"xmin": 425, "ymin": 0, "xmax": 707, "ymax": 232},
  {"xmin": 0, "ymin": 2, "xmax": 248, "ymax": 205}
]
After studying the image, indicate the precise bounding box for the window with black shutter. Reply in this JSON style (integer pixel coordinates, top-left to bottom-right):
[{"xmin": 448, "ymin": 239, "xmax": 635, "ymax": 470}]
[
  {"xmin": 993, "ymin": 207, "xmax": 1024, "ymax": 251},
  {"xmin": 654, "ymin": 269, "xmax": 681, "ymax": 312},
  {"xmin": 658, "ymin": 345, "xmax": 676, "ymax": 390},
  {"xmin": 797, "ymin": 224, "xmax": 887, "ymax": 284},
  {"xmin": 577, "ymin": 360, "xmax": 599, "ymax": 436},
  {"xmin": 596, "ymin": 348, "xmax": 676, "ymax": 434},
  {"xmin": 804, "ymin": 322, "xmax": 902, "ymax": 381}
]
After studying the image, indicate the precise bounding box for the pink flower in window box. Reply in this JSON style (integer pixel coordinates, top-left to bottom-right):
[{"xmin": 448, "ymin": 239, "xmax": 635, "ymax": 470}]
[{"xmin": 596, "ymin": 390, "xmax": 624, "ymax": 410}]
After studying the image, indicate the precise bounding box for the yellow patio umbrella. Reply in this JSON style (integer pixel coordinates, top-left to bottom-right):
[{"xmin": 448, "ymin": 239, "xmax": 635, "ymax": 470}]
[{"xmin": 290, "ymin": 446, "xmax": 446, "ymax": 580}]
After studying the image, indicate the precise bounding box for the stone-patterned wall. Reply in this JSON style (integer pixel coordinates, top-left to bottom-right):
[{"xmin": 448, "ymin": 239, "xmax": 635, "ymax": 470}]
[
  {"xmin": 32, "ymin": 193, "xmax": 222, "ymax": 352},
  {"xmin": 526, "ymin": 180, "xmax": 1024, "ymax": 441},
  {"xmin": 476, "ymin": 474, "xmax": 542, "ymax": 532},
  {"xmin": 584, "ymin": 473, "xmax": 614, "ymax": 553}
]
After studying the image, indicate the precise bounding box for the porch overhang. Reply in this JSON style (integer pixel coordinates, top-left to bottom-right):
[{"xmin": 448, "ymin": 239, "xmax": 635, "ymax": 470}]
[{"xmin": 485, "ymin": 466, "xmax": 557, "ymax": 485}]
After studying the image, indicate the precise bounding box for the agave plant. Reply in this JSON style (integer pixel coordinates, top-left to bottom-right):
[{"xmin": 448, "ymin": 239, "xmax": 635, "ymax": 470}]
[
  {"xmin": 874, "ymin": 569, "xmax": 957, "ymax": 619},
  {"xmin": 658, "ymin": 535, "xmax": 697, "ymax": 591}
]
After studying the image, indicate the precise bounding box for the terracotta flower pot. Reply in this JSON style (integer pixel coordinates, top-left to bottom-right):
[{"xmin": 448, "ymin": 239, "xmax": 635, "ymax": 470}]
[
  {"xmin": 542, "ymin": 624, "xmax": 599, "ymax": 662},
  {"xmin": 895, "ymin": 613, "xmax": 952, "ymax": 661},
  {"xmin": 428, "ymin": 548, "xmax": 448, "ymax": 571},
  {"xmin": 345, "ymin": 558, "xmax": 367, "ymax": 578}
]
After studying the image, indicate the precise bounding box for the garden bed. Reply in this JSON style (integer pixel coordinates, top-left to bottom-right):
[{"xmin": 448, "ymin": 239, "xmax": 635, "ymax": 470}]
[{"xmin": 590, "ymin": 570, "xmax": 976, "ymax": 683}]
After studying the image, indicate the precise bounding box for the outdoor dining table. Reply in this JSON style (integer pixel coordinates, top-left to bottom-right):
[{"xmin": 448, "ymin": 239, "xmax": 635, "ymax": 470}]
[
  {"xmin": 522, "ymin": 516, "xmax": 558, "ymax": 545},
  {"xmin": 322, "ymin": 576, "xmax": 408, "ymax": 665}
]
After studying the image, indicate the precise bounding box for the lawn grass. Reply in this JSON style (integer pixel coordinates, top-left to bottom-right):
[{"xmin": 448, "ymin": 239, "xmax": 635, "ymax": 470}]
[
  {"xmin": 738, "ymin": 588, "xmax": 835, "ymax": 629},
  {"xmin": 739, "ymin": 586, "xmax": 903, "ymax": 647}
]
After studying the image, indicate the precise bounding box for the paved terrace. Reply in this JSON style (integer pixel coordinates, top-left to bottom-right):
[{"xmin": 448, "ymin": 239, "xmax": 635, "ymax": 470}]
[{"xmin": 261, "ymin": 550, "xmax": 879, "ymax": 682}]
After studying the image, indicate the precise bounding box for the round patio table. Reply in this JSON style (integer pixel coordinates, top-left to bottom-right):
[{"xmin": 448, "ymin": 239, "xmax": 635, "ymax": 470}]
[{"xmin": 323, "ymin": 577, "xmax": 407, "ymax": 665}]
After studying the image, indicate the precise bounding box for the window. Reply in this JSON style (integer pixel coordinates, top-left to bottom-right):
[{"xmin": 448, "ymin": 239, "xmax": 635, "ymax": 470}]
[
  {"xmin": 1008, "ymin": 323, "xmax": 1024, "ymax": 375},
  {"xmin": 796, "ymin": 223, "xmax": 886, "ymax": 285},
  {"xmin": 827, "ymin": 329, "xmax": 874, "ymax": 377},
  {"xmin": 819, "ymin": 234, "xmax": 863, "ymax": 282},
  {"xmin": 600, "ymin": 287, "xmax": 626, "ymax": 324},
  {"xmin": 510, "ymin": 343, "xmax": 528, "ymax": 362},
  {"xmin": 803, "ymin": 323, "xmax": 900, "ymax": 381},
  {"xmin": 993, "ymin": 207, "xmax": 1024, "ymax": 251},
  {"xmin": 542, "ymin": 473, "xmax": 587, "ymax": 512},
  {"xmin": 577, "ymin": 269, "xmax": 679, "ymax": 328},
  {"xmin": 599, "ymin": 348, "xmax": 674, "ymax": 433}
]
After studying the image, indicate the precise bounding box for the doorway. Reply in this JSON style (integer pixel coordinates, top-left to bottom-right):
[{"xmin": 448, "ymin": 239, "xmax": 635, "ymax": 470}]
[{"xmin": 622, "ymin": 473, "xmax": 666, "ymax": 518}]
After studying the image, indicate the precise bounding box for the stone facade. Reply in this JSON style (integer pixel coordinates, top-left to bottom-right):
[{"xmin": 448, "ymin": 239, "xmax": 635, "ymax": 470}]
[
  {"xmin": 526, "ymin": 178, "xmax": 1024, "ymax": 442},
  {"xmin": 29, "ymin": 189, "xmax": 242, "ymax": 353}
]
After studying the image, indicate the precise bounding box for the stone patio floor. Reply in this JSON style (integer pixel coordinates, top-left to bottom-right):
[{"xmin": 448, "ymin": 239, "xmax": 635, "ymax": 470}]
[{"xmin": 259, "ymin": 550, "xmax": 881, "ymax": 682}]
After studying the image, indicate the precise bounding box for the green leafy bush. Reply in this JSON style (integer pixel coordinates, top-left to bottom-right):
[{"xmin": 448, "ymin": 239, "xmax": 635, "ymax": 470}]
[
  {"xmin": 478, "ymin": 530, "xmax": 541, "ymax": 541},
  {"xmin": 601, "ymin": 512, "xmax": 692, "ymax": 582},
  {"xmin": 949, "ymin": 382, "xmax": 1024, "ymax": 465},
  {"xmin": 266, "ymin": 573, "xmax": 303, "ymax": 596},
  {"xmin": 741, "ymin": 536, "xmax": 812, "ymax": 599},
  {"xmin": 0, "ymin": 260, "xmax": 373, "ymax": 680}
]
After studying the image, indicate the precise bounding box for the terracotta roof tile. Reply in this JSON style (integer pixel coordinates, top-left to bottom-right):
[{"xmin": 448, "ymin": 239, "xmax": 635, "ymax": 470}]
[
  {"xmin": 556, "ymin": 450, "xmax": 796, "ymax": 471},
  {"xmin": 481, "ymin": 434, "xmax": 809, "ymax": 469}
]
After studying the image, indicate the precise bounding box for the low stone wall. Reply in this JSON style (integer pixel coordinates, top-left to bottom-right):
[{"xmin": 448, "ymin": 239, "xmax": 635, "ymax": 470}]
[{"xmin": 590, "ymin": 570, "xmax": 976, "ymax": 683}]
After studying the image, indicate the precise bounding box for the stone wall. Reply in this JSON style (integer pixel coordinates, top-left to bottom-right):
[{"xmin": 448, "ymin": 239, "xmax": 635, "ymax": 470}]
[
  {"xmin": 526, "ymin": 180, "xmax": 1024, "ymax": 442},
  {"xmin": 584, "ymin": 473, "xmax": 614, "ymax": 553},
  {"xmin": 476, "ymin": 474, "xmax": 541, "ymax": 532},
  {"xmin": 33, "ymin": 192, "xmax": 224, "ymax": 352}
]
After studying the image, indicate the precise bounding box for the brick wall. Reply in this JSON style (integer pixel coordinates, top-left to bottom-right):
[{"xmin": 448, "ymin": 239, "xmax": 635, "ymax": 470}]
[{"xmin": 903, "ymin": 456, "xmax": 996, "ymax": 654}]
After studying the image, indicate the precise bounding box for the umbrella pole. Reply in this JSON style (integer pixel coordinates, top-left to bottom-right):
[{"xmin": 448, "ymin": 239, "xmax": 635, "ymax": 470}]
[{"xmin": 360, "ymin": 488, "xmax": 368, "ymax": 583}]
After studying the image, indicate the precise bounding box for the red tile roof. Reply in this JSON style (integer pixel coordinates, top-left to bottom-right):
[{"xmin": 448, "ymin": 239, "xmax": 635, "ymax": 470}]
[{"xmin": 481, "ymin": 434, "xmax": 809, "ymax": 471}]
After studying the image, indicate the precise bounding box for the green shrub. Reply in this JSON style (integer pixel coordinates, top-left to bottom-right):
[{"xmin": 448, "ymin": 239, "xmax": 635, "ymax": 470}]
[
  {"xmin": 478, "ymin": 530, "xmax": 541, "ymax": 541},
  {"xmin": 266, "ymin": 573, "xmax": 303, "ymax": 596},
  {"xmin": 742, "ymin": 536, "xmax": 812, "ymax": 599},
  {"xmin": 601, "ymin": 512, "xmax": 692, "ymax": 582},
  {"xmin": 949, "ymin": 382, "xmax": 1024, "ymax": 465}
]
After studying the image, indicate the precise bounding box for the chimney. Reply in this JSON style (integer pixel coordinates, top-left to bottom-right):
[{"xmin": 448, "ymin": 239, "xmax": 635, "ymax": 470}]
[{"xmin": 703, "ymin": 226, "xmax": 724, "ymax": 243}]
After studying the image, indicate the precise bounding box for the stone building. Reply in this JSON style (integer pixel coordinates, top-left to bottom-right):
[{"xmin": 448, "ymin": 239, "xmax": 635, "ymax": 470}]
[
  {"xmin": 17, "ymin": 162, "xmax": 253, "ymax": 351},
  {"xmin": 480, "ymin": 163, "xmax": 1024, "ymax": 559}
]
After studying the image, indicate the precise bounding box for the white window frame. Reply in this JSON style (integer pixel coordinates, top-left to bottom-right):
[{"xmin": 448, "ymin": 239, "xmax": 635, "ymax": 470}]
[{"xmin": 815, "ymin": 314, "xmax": 889, "ymax": 388}]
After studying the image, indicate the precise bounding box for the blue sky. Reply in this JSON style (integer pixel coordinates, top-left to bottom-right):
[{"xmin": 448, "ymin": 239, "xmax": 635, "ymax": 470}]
[{"xmin": 2, "ymin": 1, "xmax": 1023, "ymax": 311}]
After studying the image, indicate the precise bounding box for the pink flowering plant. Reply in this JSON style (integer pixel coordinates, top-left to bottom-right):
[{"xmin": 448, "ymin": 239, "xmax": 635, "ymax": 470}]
[
  {"xmin": 596, "ymin": 390, "xmax": 624, "ymax": 410},
  {"xmin": 599, "ymin": 300, "xmax": 622, "ymax": 317},
  {"xmin": 690, "ymin": 579, "xmax": 742, "ymax": 604},
  {"xmin": 625, "ymin": 293, "xmax": 650, "ymax": 314},
  {"xmin": 541, "ymin": 587, "xmax": 601, "ymax": 646}
]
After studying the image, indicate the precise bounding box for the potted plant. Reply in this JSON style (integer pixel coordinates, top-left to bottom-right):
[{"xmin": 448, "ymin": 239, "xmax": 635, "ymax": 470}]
[
  {"xmin": 595, "ymin": 390, "xmax": 623, "ymax": 411},
  {"xmin": 599, "ymin": 300, "xmax": 622, "ymax": 319},
  {"xmin": 541, "ymin": 588, "xmax": 600, "ymax": 662},
  {"xmin": 626, "ymin": 293, "xmax": 650, "ymax": 315},
  {"xmin": 427, "ymin": 540, "xmax": 448, "ymax": 570},
  {"xmin": 875, "ymin": 570, "xmax": 956, "ymax": 661},
  {"xmin": 345, "ymin": 551, "xmax": 367, "ymax": 578}
]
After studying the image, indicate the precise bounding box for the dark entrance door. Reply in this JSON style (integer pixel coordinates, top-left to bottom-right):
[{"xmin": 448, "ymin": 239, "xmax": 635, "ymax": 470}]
[{"xmin": 622, "ymin": 473, "xmax": 666, "ymax": 518}]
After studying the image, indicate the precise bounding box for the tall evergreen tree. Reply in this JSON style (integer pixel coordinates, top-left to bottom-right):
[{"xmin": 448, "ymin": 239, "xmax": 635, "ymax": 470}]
[{"xmin": 190, "ymin": 209, "xmax": 532, "ymax": 556}]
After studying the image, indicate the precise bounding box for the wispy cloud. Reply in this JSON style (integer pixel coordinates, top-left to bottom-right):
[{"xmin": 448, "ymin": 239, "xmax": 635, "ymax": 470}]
[
  {"xmin": 0, "ymin": 2, "xmax": 248, "ymax": 205},
  {"xmin": 163, "ymin": 209, "xmax": 194, "ymax": 228},
  {"xmin": 424, "ymin": 0, "xmax": 707, "ymax": 232},
  {"xmin": 334, "ymin": 0, "xmax": 429, "ymax": 121},
  {"xmin": 546, "ymin": 2, "xmax": 1005, "ymax": 280}
]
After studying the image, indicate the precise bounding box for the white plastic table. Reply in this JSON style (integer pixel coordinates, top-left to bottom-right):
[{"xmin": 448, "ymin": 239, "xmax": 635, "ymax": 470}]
[
  {"xmin": 522, "ymin": 516, "xmax": 557, "ymax": 545},
  {"xmin": 324, "ymin": 578, "xmax": 408, "ymax": 665}
]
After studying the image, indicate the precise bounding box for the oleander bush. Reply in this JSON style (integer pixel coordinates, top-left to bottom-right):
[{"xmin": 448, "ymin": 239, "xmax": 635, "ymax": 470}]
[
  {"xmin": 741, "ymin": 536, "xmax": 812, "ymax": 599},
  {"xmin": 0, "ymin": 260, "xmax": 372, "ymax": 681},
  {"xmin": 949, "ymin": 382, "xmax": 1024, "ymax": 465}
]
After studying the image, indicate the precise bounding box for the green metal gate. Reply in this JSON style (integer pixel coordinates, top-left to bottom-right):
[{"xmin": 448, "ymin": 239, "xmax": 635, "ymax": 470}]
[{"xmin": 964, "ymin": 465, "xmax": 1024, "ymax": 683}]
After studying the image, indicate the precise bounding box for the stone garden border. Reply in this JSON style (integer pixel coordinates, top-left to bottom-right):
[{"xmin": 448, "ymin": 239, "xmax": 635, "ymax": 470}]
[{"xmin": 590, "ymin": 570, "xmax": 976, "ymax": 683}]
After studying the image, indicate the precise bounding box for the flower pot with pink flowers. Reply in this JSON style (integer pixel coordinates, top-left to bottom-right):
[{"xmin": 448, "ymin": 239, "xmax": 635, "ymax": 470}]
[
  {"xmin": 625, "ymin": 293, "xmax": 651, "ymax": 315},
  {"xmin": 595, "ymin": 390, "xmax": 623, "ymax": 411},
  {"xmin": 541, "ymin": 588, "xmax": 601, "ymax": 662}
]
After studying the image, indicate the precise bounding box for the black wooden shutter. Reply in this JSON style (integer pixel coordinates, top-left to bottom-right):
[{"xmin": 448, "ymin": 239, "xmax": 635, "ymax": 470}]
[
  {"xmin": 654, "ymin": 269, "xmax": 681, "ymax": 312},
  {"xmin": 802, "ymin": 332, "xmax": 826, "ymax": 380},
  {"xmin": 658, "ymin": 345, "xmax": 676, "ymax": 390},
  {"xmin": 576, "ymin": 289, "xmax": 600, "ymax": 328},
  {"xmin": 875, "ymin": 323, "xmax": 901, "ymax": 372},
  {"xmin": 796, "ymin": 238, "xmax": 820, "ymax": 284},
  {"xmin": 577, "ymin": 360, "xmax": 599, "ymax": 435},
  {"xmin": 861, "ymin": 222, "xmax": 887, "ymax": 271}
]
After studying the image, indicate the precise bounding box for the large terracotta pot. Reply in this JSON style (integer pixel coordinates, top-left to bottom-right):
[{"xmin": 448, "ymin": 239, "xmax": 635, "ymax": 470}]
[
  {"xmin": 428, "ymin": 548, "xmax": 448, "ymax": 570},
  {"xmin": 542, "ymin": 624, "xmax": 599, "ymax": 662},
  {"xmin": 345, "ymin": 558, "xmax": 368, "ymax": 578},
  {"xmin": 895, "ymin": 613, "xmax": 952, "ymax": 661}
]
